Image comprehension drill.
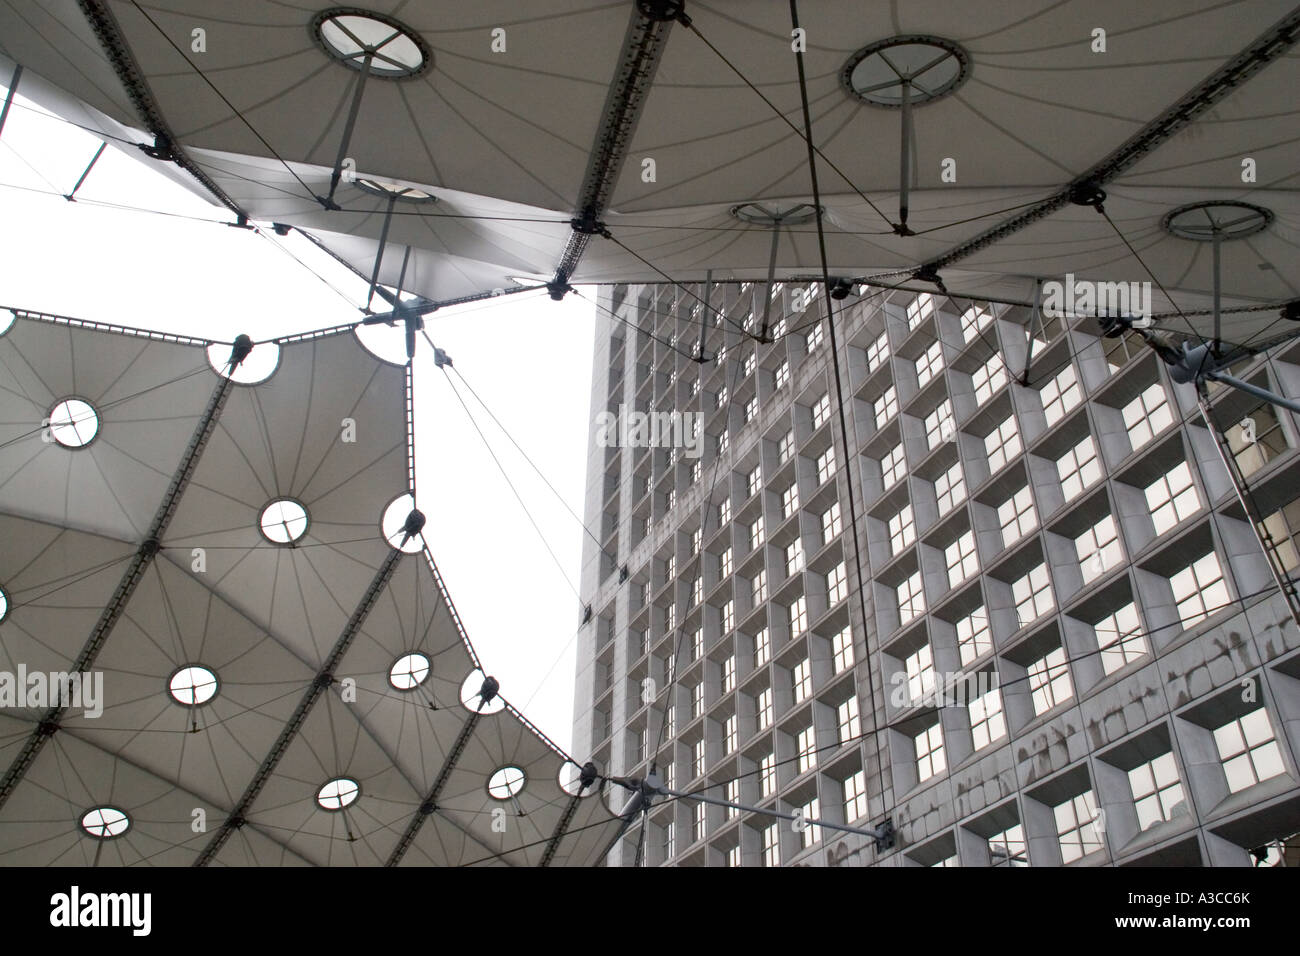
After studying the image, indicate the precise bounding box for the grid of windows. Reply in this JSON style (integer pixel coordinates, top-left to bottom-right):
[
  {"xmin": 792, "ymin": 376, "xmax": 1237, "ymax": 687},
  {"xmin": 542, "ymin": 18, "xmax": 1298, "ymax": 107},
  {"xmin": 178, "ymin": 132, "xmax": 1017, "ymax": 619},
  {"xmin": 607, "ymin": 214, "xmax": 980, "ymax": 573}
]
[
  {"xmin": 935, "ymin": 461, "xmax": 966, "ymax": 516},
  {"xmin": 956, "ymin": 608, "xmax": 992, "ymax": 665},
  {"xmin": 822, "ymin": 502, "xmax": 842, "ymax": 542},
  {"xmin": 1041, "ymin": 364, "xmax": 1083, "ymax": 426},
  {"xmin": 781, "ymin": 482, "xmax": 800, "ymax": 519},
  {"xmin": 888, "ymin": 504, "xmax": 916, "ymax": 555},
  {"xmin": 915, "ymin": 723, "xmax": 946, "ymax": 782},
  {"xmin": 789, "ymin": 594, "xmax": 809, "ymax": 635},
  {"xmin": 874, "ymin": 386, "xmax": 899, "ymax": 429},
  {"xmin": 1215, "ymin": 710, "xmax": 1285, "ymax": 793},
  {"xmin": 838, "ymin": 695, "xmax": 861, "ymax": 743},
  {"xmin": 960, "ymin": 306, "xmax": 992, "ymax": 344},
  {"xmin": 924, "ymin": 400, "xmax": 955, "ymax": 449},
  {"xmin": 778, "ymin": 430, "xmax": 795, "ymax": 464},
  {"xmin": 904, "ymin": 644, "xmax": 935, "ymax": 703},
  {"xmin": 898, "ymin": 572, "xmax": 925, "ymax": 626},
  {"xmin": 998, "ymin": 486, "xmax": 1037, "ymax": 545},
  {"xmin": 844, "ymin": 769, "xmax": 869, "ymax": 821},
  {"xmin": 757, "ymin": 688, "xmax": 774, "ymax": 730},
  {"xmin": 785, "ymin": 539, "xmax": 805, "ymax": 577},
  {"xmin": 1145, "ymin": 461, "xmax": 1199, "ymax": 535},
  {"xmin": 827, "ymin": 562, "xmax": 849, "ymax": 605},
  {"xmin": 760, "ymin": 752, "xmax": 777, "ymax": 798},
  {"xmin": 985, "ymin": 416, "xmax": 1022, "ymax": 474},
  {"xmin": 945, "ymin": 530, "xmax": 979, "ymax": 588},
  {"xmin": 989, "ymin": 824, "xmax": 1028, "ymax": 867},
  {"xmin": 1096, "ymin": 602, "xmax": 1148, "ymax": 674},
  {"xmin": 880, "ymin": 443, "xmax": 906, "ymax": 490},
  {"xmin": 793, "ymin": 658, "xmax": 812, "ymax": 703},
  {"xmin": 1076, "ymin": 514, "xmax": 1121, "ymax": 584},
  {"xmin": 1058, "ymin": 435, "xmax": 1101, "ymax": 502},
  {"xmin": 867, "ymin": 332, "xmax": 889, "ymax": 372},
  {"xmin": 1123, "ymin": 382, "xmax": 1174, "ymax": 452},
  {"xmin": 1170, "ymin": 552, "xmax": 1229, "ymax": 629},
  {"xmin": 797, "ymin": 725, "xmax": 818, "ymax": 774},
  {"xmin": 972, "ymin": 353, "xmax": 1007, "ymax": 406},
  {"xmin": 907, "ymin": 293, "xmax": 934, "ymax": 329},
  {"xmin": 1055, "ymin": 791, "xmax": 1103, "ymax": 863},
  {"xmin": 1028, "ymin": 646, "xmax": 1073, "ymax": 715},
  {"xmin": 1129, "ymin": 753, "xmax": 1186, "ymax": 829},
  {"xmin": 1012, "ymin": 563, "xmax": 1054, "ymax": 626},
  {"xmin": 969, "ymin": 685, "xmax": 1006, "ymax": 750},
  {"xmin": 811, "ymin": 393, "xmax": 831, "ymax": 429},
  {"xmin": 916, "ymin": 341, "xmax": 945, "ymax": 387},
  {"xmin": 816, "ymin": 447, "xmax": 837, "ymax": 484},
  {"xmin": 832, "ymin": 626, "xmax": 854, "ymax": 672}
]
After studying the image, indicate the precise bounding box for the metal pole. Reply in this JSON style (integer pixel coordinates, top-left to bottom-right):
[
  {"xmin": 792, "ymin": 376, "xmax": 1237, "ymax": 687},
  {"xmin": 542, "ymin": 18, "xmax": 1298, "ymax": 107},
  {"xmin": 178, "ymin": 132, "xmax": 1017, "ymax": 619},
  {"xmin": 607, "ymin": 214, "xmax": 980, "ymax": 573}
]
[
  {"xmin": 1212, "ymin": 225, "xmax": 1222, "ymax": 356},
  {"xmin": 65, "ymin": 142, "xmax": 107, "ymax": 200},
  {"xmin": 365, "ymin": 193, "xmax": 397, "ymax": 309},
  {"xmin": 1022, "ymin": 277, "xmax": 1043, "ymax": 384},
  {"xmin": 663, "ymin": 787, "xmax": 891, "ymax": 842},
  {"xmin": 1195, "ymin": 386, "xmax": 1300, "ymax": 628},
  {"xmin": 1207, "ymin": 369, "xmax": 1300, "ymax": 417},
  {"xmin": 758, "ymin": 218, "xmax": 782, "ymax": 342},
  {"xmin": 898, "ymin": 78, "xmax": 912, "ymax": 232},
  {"xmin": 324, "ymin": 50, "xmax": 374, "ymax": 206},
  {"xmin": 0, "ymin": 63, "xmax": 22, "ymax": 141}
]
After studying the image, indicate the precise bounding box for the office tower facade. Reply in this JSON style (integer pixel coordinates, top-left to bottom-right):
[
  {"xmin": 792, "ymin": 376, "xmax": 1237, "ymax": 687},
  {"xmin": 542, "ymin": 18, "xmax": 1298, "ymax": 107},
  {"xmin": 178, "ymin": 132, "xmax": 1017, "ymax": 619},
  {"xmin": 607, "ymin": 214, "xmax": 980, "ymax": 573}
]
[{"xmin": 573, "ymin": 281, "xmax": 1300, "ymax": 867}]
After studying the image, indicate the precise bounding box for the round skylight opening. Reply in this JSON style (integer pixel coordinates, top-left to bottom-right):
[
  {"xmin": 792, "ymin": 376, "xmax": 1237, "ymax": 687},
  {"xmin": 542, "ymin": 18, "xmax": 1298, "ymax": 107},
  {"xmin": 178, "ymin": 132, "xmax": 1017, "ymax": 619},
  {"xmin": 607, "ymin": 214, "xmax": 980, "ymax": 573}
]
[
  {"xmin": 382, "ymin": 493, "xmax": 424, "ymax": 553},
  {"xmin": 488, "ymin": 766, "xmax": 526, "ymax": 800},
  {"xmin": 842, "ymin": 36, "xmax": 970, "ymax": 107},
  {"xmin": 355, "ymin": 178, "xmax": 437, "ymax": 204},
  {"xmin": 0, "ymin": 584, "xmax": 8, "ymax": 624},
  {"xmin": 207, "ymin": 340, "xmax": 279, "ymax": 384},
  {"xmin": 259, "ymin": 498, "xmax": 310, "ymax": 545},
  {"xmin": 81, "ymin": 806, "xmax": 130, "ymax": 839},
  {"xmin": 459, "ymin": 669, "xmax": 505, "ymax": 715},
  {"xmin": 1162, "ymin": 201, "xmax": 1273, "ymax": 242},
  {"xmin": 47, "ymin": 398, "xmax": 99, "ymax": 448},
  {"xmin": 316, "ymin": 777, "xmax": 360, "ymax": 811},
  {"xmin": 730, "ymin": 202, "xmax": 822, "ymax": 227},
  {"xmin": 312, "ymin": 9, "xmax": 430, "ymax": 78},
  {"xmin": 389, "ymin": 652, "xmax": 430, "ymax": 690},
  {"xmin": 168, "ymin": 664, "xmax": 219, "ymax": 706},
  {"xmin": 0, "ymin": 310, "xmax": 14, "ymax": 336}
]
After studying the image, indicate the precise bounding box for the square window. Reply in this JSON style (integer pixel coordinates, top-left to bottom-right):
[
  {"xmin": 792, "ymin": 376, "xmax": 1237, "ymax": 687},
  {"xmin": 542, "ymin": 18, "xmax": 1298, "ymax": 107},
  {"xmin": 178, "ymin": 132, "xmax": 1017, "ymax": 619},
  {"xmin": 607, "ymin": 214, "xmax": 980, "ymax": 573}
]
[
  {"xmin": 816, "ymin": 447, "xmax": 837, "ymax": 484},
  {"xmin": 997, "ymin": 486, "xmax": 1037, "ymax": 546},
  {"xmin": 832, "ymin": 626, "xmax": 854, "ymax": 673},
  {"xmin": 789, "ymin": 594, "xmax": 808, "ymax": 635},
  {"xmin": 945, "ymin": 530, "xmax": 979, "ymax": 588},
  {"xmin": 867, "ymin": 332, "xmax": 890, "ymax": 372},
  {"xmin": 916, "ymin": 341, "xmax": 945, "ymax": 388},
  {"xmin": 1012, "ymin": 562, "xmax": 1054, "ymax": 626},
  {"xmin": 797, "ymin": 725, "xmax": 818, "ymax": 774},
  {"xmin": 1123, "ymin": 383, "xmax": 1174, "ymax": 452},
  {"xmin": 960, "ymin": 306, "xmax": 992, "ymax": 344},
  {"xmin": 754, "ymin": 627, "xmax": 771, "ymax": 666},
  {"xmin": 775, "ymin": 360, "xmax": 791, "ymax": 390},
  {"xmin": 750, "ymin": 515, "xmax": 765, "ymax": 551},
  {"xmin": 757, "ymin": 688, "xmax": 774, "ymax": 731},
  {"xmin": 904, "ymin": 643, "xmax": 935, "ymax": 704},
  {"xmin": 1028, "ymin": 645, "xmax": 1072, "ymax": 715},
  {"xmin": 1145, "ymin": 461, "xmax": 1199, "ymax": 535},
  {"xmin": 1170, "ymin": 552, "xmax": 1229, "ymax": 629},
  {"xmin": 822, "ymin": 502, "xmax": 843, "ymax": 543},
  {"xmin": 793, "ymin": 658, "xmax": 812, "ymax": 703},
  {"xmin": 752, "ymin": 568, "xmax": 767, "ymax": 604},
  {"xmin": 1095, "ymin": 601, "xmax": 1147, "ymax": 674},
  {"xmin": 812, "ymin": 393, "xmax": 831, "ymax": 429},
  {"xmin": 1041, "ymin": 364, "xmax": 1082, "ymax": 426},
  {"xmin": 781, "ymin": 482, "xmax": 800, "ymax": 519},
  {"xmin": 969, "ymin": 685, "xmax": 1006, "ymax": 750},
  {"xmin": 915, "ymin": 723, "xmax": 946, "ymax": 781},
  {"xmin": 924, "ymin": 399, "xmax": 955, "ymax": 450},
  {"xmin": 785, "ymin": 538, "xmax": 805, "ymax": 577},
  {"xmin": 838, "ymin": 695, "xmax": 861, "ymax": 743},
  {"xmin": 1075, "ymin": 514, "xmax": 1122, "ymax": 584},
  {"xmin": 1057, "ymin": 436, "xmax": 1102, "ymax": 503},
  {"xmin": 898, "ymin": 571, "xmax": 926, "ymax": 626},
  {"xmin": 985, "ymin": 416, "xmax": 1022, "ymax": 474},
  {"xmin": 1054, "ymin": 791, "xmax": 1103, "ymax": 863},
  {"xmin": 880, "ymin": 443, "xmax": 906, "ymax": 490},
  {"xmin": 1128, "ymin": 752, "xmax": 1186, "ymax": 829},
  {"xmin": 907, "ymin": 293, "xmax": 934, "ymax": 330},
  {"xmin": 956, "ymin": 607, "xmax": 992, "ymax": 665},
  {"xmin": 888, "ymin": 504, "xmax": 916, "ymax": 556},
  {"xmin": 972, "ymin": 353, "xmax": 1007, "ymax": 406},
  {"xmin": 827, "ymin": 562, "xmax": 849, "ymax": 605},
  {"xmin": 874, "ymin": 386, "xmax": 899, "ymax": 430},
  {"xmin": 989, "ymin": 824, "xmax": 1027, "ymax": 867},
  {"xmin": 778, "ymin": 430, "xmax": 795, "ymax": 464},
  {"xmin": 746, "ymin": 465, "xmax": 762, "ymax": 499},
  {"xmin": 935, "ymin": 462, "xmax": 967, "ymax": 516},
  {"xmin": 844, "ymin": 769, "xmax": 869, "ymax": 821}
]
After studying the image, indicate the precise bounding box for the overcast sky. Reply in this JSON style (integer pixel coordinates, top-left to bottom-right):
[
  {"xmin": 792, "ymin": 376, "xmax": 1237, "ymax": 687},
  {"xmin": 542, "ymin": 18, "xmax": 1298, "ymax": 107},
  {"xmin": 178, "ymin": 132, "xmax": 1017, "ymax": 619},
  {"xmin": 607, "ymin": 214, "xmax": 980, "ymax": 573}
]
[{"xmin": 0, "ymin": 85, "xmax": 594, "ymax": 754}]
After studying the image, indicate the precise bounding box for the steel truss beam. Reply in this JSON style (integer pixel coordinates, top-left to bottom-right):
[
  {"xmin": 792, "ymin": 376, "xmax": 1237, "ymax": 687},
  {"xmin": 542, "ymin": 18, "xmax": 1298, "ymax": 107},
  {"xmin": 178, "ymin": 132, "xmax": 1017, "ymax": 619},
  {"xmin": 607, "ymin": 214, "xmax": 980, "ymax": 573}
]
[
  {"xmin": 194, "ymin": 546, "xmax": 405, "ymax": 865},
  {"xmin": 384, "ymin": 711, "xmax": 480, "ymax": 866},
  {"xmin": 551, "ymin": 2, "xmax": 682, "ymax": 288}
]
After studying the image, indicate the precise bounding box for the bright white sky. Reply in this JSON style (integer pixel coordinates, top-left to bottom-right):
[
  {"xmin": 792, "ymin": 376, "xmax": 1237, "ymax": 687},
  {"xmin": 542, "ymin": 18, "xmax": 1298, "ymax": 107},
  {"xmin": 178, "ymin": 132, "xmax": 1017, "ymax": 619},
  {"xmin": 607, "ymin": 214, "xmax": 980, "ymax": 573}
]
[{"xmin": 0, "ymin": 85, "xmax": 595, "ymax": 754}]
